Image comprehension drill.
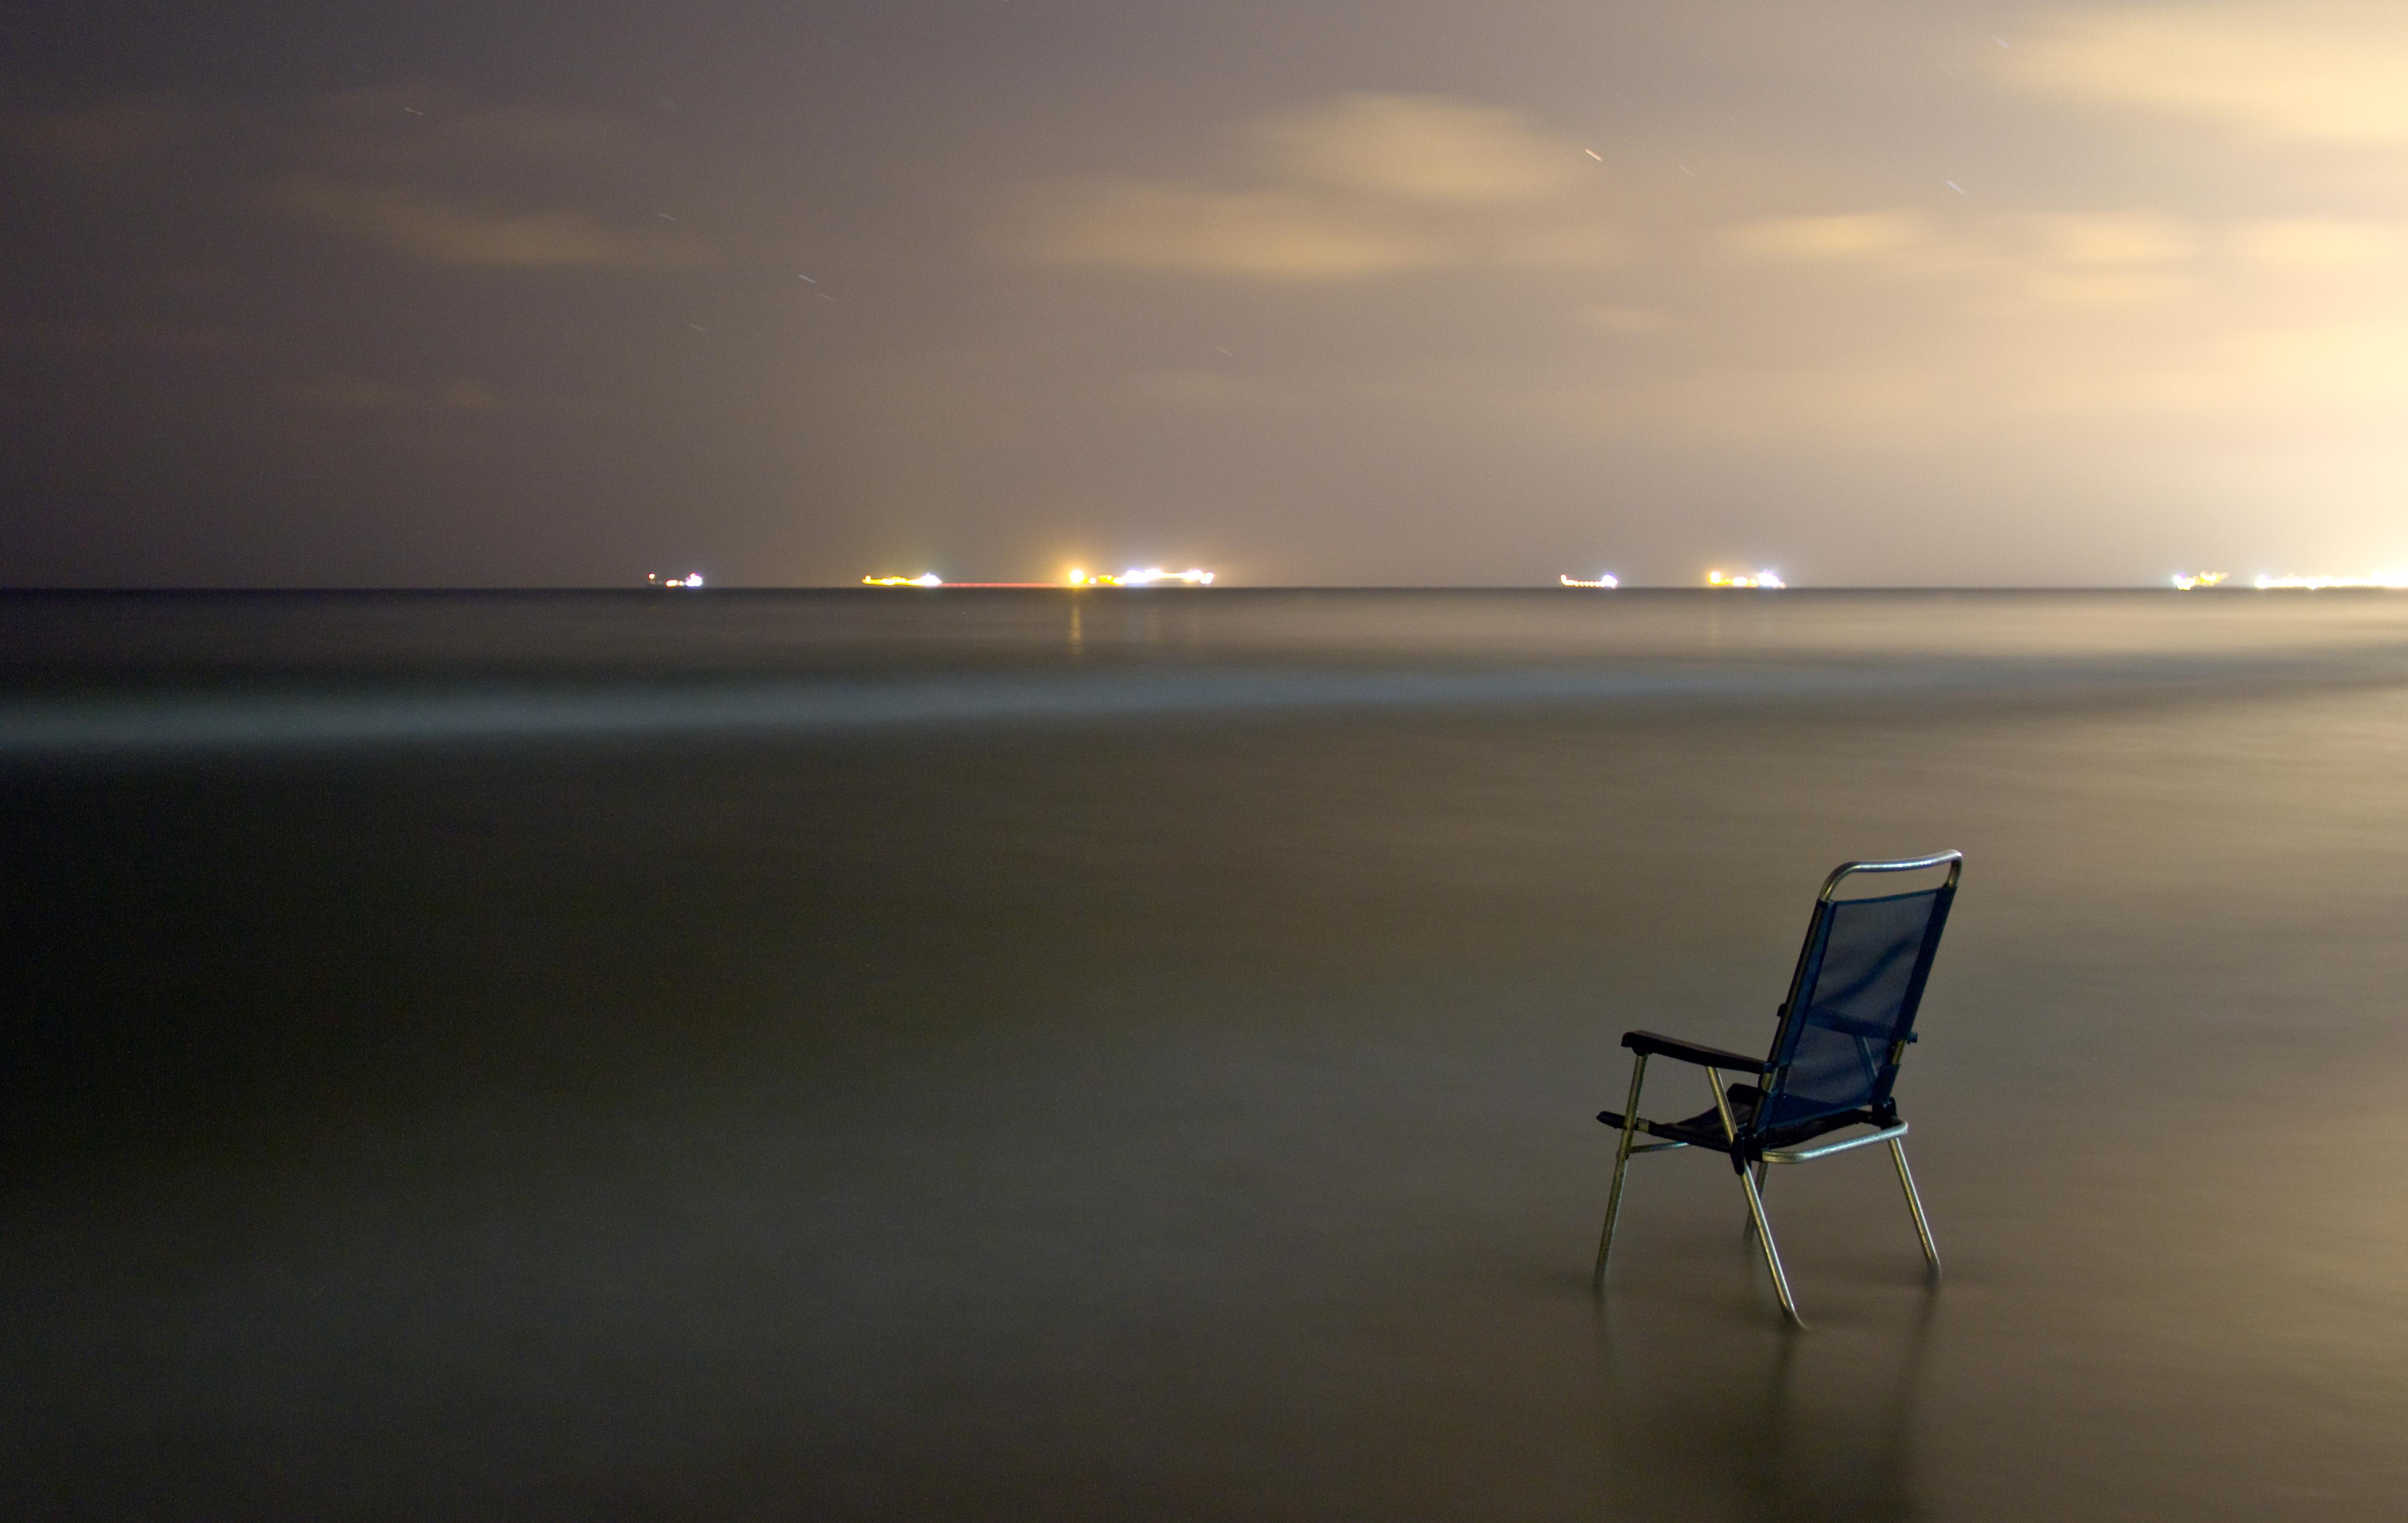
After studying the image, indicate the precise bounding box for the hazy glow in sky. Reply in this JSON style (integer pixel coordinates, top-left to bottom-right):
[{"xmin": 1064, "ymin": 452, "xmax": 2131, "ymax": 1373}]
[{"xmin": 7, "ymin": 0, "xmax": 2408, "ymax": 585}]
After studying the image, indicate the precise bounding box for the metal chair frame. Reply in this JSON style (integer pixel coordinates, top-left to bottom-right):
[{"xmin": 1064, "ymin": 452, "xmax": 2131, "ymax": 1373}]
[{"xmin": 1591, "ymin": 851, "xmax": 1960, "ymax": 1328}]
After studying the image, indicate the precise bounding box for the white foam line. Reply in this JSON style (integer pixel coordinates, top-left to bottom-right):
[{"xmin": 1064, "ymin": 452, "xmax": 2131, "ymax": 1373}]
[
  {"xmin": 0, "ymin": 667, "xmax": 1905, "ymax": 759},
  {"xmin": 0, "ymin": 649, "xmax": 2391, "ymax": 759}
]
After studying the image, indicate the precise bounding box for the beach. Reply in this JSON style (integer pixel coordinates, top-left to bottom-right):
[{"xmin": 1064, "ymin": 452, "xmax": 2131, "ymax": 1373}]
[{"xmin": 6, "ymin": 589, "xmax": 2408, "ymax": 1518}]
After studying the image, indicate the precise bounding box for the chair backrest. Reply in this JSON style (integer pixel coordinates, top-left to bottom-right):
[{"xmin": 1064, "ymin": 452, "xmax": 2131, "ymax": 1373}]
[{"xmin": 1755, "ymin": 852, "xmax": 1960, "ymax": 1135}]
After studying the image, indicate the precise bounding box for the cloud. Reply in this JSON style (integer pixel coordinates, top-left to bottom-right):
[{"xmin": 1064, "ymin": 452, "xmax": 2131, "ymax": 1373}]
[
  {"xmin": 2016, "ymin": 212, "xmax": 2197, "ymax": 267},
  {"xmin": 1015, "ymin": 94, "xmax": 1624, "ymax": 281},
  {"xmin": 12, "ymin": 87, "xmax": 708, "ymax": 275},
  {"xmin": 2004, "ymin": 3, "xmax": 2408, "ymax": 144},
  {"xmin": 1714, "ymin": 208, "xmax": 2201, "ymax": 306},
  {"xmin": 1254, "ymin": 95, "xmax": 1587, "ymax": 205},
  {"xmin": 1014, "ymin": 83, "xmax": 2408, "ymax": 471},
  {"xmin": 1514, "ymin": 178, "xmax": 2408, "ymax": 456},
  {"xmin": 2228, "ymin": 218, "xmax": 2408, "ymax": 268},
  {"xmin": 1537, "ymin": 363, "xmax": 1965, "ymax": 450},
  {"xmin": 277, "ymin": 174, "xmax": 712, "ymax": 269},
  {"xmin": 1524, "ymin": 272, "xmax": 2408, "ymax": 455},
  {"xmin": 271, "ymin": 90, "xmax": 711, "ymax": 271},
  {"xmin": 1027, "ymin": 186, "xmax": 1444, "ymax": 279},
  {"xmin": 1998, "ymin": 213, "xmax": 2201, "ymax": 305},
  {"xmin": 1719, "ymin": 211, "xmax": 1937, "ymax": 262},
  {"xmin": 307, "ymin": 88, "xmax": 642, "ymax": 170}
]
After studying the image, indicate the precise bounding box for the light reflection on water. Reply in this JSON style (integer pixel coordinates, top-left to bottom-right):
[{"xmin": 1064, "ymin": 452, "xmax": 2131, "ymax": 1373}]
[{"xmin": 5, "ymin": 591, "xmax": 2408, "ymax": 1517}]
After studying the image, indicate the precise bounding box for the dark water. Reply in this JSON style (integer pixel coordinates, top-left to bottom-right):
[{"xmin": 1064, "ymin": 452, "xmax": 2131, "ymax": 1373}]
[{"xmin": 6, "ymin": 589, "xmax": 2408, "ymax": 1520}]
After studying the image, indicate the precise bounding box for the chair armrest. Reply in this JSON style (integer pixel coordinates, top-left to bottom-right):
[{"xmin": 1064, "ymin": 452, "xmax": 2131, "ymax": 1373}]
[{"xmin": 1621, "ymin": 1030, "xmax": 1770, "ymax": 1073}]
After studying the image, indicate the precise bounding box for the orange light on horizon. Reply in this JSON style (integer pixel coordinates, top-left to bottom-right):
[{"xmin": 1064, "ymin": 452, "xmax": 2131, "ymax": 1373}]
[
  {"xmin": 2251, "ymin": 571, "xmax": 2408, "ymax": 590},
  {"xmin": 1115, "ymin": 566, "xmax": 1214, "ymax": 586},
  {"xmin": 867, "ymin": 566, "xmax": 1219, "ymax": 588},
  {"xmin": 1066, "ymin": 566, "xmax": 1216, "ymax": 587}
]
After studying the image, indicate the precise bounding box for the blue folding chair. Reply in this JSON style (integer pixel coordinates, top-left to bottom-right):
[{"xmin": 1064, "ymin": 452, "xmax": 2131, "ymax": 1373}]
[{"xmin": 1592, "ymin": 852, "xmax": 1960, "ymax": 1327}]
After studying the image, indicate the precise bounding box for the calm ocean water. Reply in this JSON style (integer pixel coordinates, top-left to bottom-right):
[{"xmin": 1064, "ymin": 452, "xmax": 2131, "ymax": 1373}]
[{"xmin": 6, "ymin": 589, "xmax": 2408, "ymax": 1519}]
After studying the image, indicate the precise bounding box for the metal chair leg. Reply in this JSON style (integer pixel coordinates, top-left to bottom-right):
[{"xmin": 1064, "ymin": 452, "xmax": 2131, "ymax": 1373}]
[
  {"xmin": 1708, "ymin": 1069, "xmax": 1804, "ymax": 1328},
  {"xmin": 1889, "ymin": 1137, "xmax": 1941, "ymax": 1275},
  {"xmin": 1593, "ymin": 1055, "xmax": 1649, "ymax": 1290},
  {"xmin": 1738, "ymin": 1164, "xmax": 1804, "ymax": 1327}
]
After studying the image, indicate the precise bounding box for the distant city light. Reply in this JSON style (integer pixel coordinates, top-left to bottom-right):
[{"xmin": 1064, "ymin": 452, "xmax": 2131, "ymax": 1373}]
[
  {"xmin": 646, "ymin": 572, "xmax": 705, "ymax": 588},
  {"xmin": 2252, "ymin": 571, "xmax": 2408, "ymax": 590},
  {"xmin": 2170, "ymin": 571, "xmax": 2229, "ymax": 591},
  {"xmin": 862, "ymin": 568, "xmax": 1213, "ymax": 588},
  {"xmin": 1066, "ymin": 567, "xmax": 1216, "ymax": 587},
  {"xmin": 1559, "ymin": 573, "xmax": 1620, "ymax": 589},
  {"xmin": 1706, "ymin": 569, "xmax": 1785, "ymax": 589}
]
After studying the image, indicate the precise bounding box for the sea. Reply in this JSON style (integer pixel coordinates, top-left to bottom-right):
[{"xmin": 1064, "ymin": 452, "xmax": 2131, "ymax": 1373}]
[{"xmin": 5, "ymin": 587, "xmax": 2408, "ymax": 1520}]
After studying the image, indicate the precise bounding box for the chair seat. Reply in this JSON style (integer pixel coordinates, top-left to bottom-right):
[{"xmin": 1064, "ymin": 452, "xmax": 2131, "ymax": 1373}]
[{"xmin": 1630, "ymin": 1084, "xmax": 1884, "ymax": 1155}]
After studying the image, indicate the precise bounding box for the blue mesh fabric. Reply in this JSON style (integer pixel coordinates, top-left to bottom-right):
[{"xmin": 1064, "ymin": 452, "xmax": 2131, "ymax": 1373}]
[{"xmin": 1762, "ymin": 888, "xmax": 1944, "ymax": 1132}]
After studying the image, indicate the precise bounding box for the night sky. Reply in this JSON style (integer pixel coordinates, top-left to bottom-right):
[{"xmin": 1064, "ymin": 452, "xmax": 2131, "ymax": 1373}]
[{"xmin": 7, "ymin": 1, "xmax": 2406, "ymax": 587}]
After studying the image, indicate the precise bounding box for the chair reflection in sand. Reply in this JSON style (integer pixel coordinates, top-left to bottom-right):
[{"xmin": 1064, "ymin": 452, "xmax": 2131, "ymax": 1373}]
[
  {"xmin": 1595, "ymin": 1290, "xmax": 1936, "ymax": 1520},
  {"xmin": 1592, "ymin": 852, "xmax": 1960, "ymax": 1328}
]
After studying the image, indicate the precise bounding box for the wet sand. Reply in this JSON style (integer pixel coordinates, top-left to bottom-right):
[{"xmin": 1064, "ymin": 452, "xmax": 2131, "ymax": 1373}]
[{"xmin": 5, "ymin": 591, "xmax": 2408, "ymax": 1519}]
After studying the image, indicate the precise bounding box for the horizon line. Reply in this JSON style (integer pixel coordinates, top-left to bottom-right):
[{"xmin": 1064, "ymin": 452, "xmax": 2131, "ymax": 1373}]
[{"xmin": 0, "ymin": 582, "xmax": 2356, "ymax": 595}]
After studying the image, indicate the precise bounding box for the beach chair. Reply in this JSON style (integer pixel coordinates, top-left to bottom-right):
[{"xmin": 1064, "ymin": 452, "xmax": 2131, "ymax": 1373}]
[{"xmin": 1592, "ymin": 851, "xmax": 1960, "ymax": 1327}]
